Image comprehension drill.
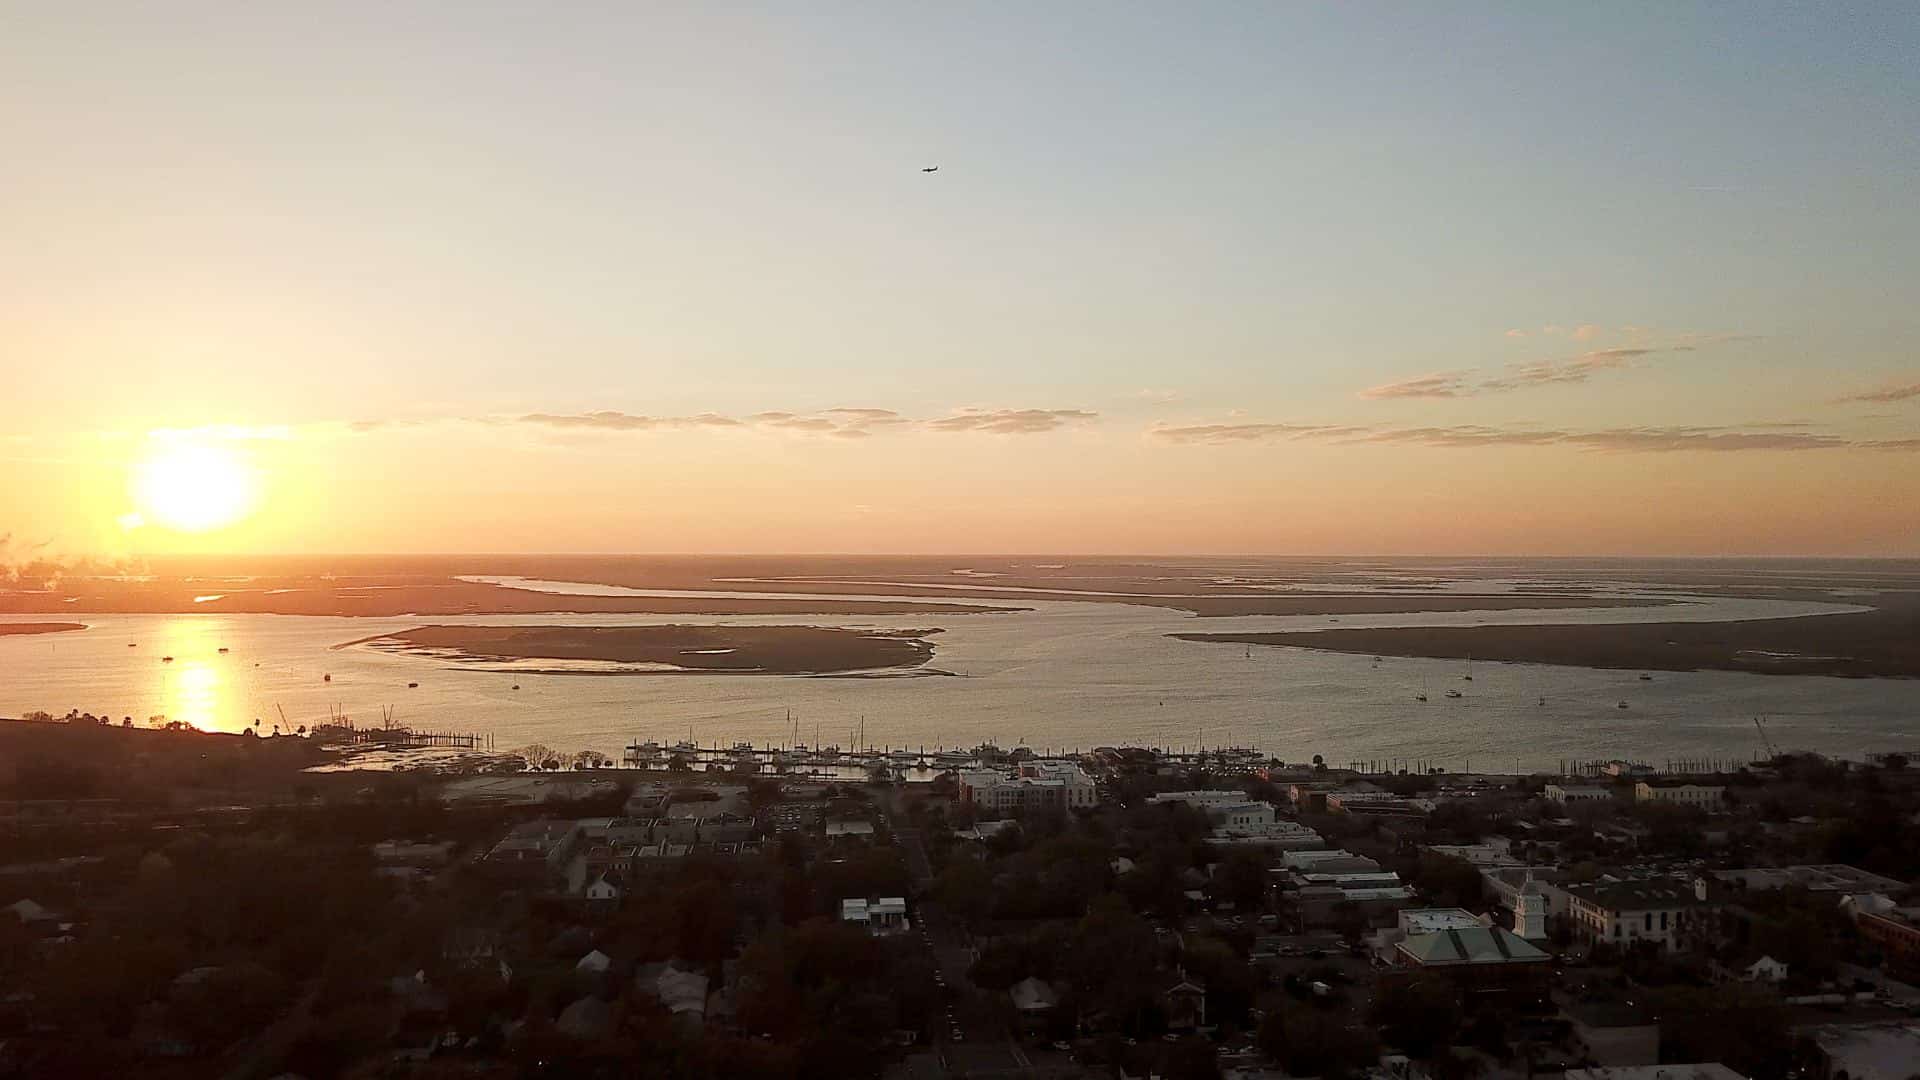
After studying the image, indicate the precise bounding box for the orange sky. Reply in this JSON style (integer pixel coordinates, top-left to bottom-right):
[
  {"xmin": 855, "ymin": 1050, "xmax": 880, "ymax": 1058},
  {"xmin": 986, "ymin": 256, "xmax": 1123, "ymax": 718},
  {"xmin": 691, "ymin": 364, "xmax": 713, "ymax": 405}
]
[{"xmin": 3, "ymin": 6, "xmax": 1917, "ymax": 557}]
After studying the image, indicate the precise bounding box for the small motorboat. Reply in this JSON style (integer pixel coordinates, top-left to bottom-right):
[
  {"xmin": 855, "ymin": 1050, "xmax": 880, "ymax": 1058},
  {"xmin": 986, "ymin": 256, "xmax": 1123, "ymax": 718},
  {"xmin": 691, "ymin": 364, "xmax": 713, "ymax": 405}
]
[
  {"xmin": 1444, "ymin": 689, "xmax": 1463, "ymax": 699},
  {"xmin": 218, "ymin": 647, "xmax": 229, "ymax": 654},
  {"xmin": 511, "ymin": 683, "xmax": 521, "ymax": 690},
  {"xmin": 407, "ymin": 682, "xmax": 419, "ymax": 689},
  {"xmin": 1617, "ymin": 701, "xmax": 1629, "ymax": 709},
  {"xmin": 1638, "ymin": 673, "xmax": 1653, "ymax": 681},
  {"xmin": 161, "ymin": 656, "xmax": 174, "ymax": 663},
  {"xmin": 1414, "ymin": 693, "xmax": 1428, "ymax": 702},
  {"xmin": 323, "ymin": 673, "xmax": 331, "ymax": 682},
  {"xmin": 128, "ymin": 643, "xmax": 137, "ymax": 648}
]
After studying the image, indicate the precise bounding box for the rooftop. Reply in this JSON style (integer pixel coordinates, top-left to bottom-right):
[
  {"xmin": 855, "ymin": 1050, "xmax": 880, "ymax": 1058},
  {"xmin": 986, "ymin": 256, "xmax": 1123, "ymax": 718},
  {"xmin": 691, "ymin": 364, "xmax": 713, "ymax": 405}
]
[
  {"xmin": 1400, "ymin": 908, "xmax": 1486, "ymax": 934},
  {"xmin": 1398, "ymin": 925, "xmax": 1549, "ymax": 967},
  {"xmin": 1566, "ymin": 878, "xmax": 1706, "ymax": 911},
  {"xmin": 1714, "ymin": 864, "xmax": 1907, "ymax": 894}
]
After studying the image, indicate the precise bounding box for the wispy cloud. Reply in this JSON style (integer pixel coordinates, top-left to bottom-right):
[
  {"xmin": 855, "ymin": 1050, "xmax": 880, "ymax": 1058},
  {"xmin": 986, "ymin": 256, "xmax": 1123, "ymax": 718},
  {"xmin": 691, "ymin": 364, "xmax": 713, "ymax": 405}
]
[
  {"xmin": 1151, "ymin": 420, "xmax": 1915, "ymax": 454},
  {"xmin": 348, "ymin": 405, "xmax": 1097, "ymax": 439},
  {"xmin": 1833, "ymin": 377, "xmax": 1920, "ymax": 405},
  {"xmin": 1358, "ymin": 372, "xmax": 1473, "ymax": 400},
  {"xmin": 925, "ymin": 409, "xmax": 1098, "ymax": 435},
  {"xmin": 1359, "ymin": 334, "xmax": 1754, "ymax": 400}
]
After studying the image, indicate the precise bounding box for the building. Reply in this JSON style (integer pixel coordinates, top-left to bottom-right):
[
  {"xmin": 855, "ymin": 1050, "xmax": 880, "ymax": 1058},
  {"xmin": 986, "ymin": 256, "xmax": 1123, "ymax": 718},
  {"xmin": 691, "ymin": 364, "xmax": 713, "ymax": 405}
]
[
  {"xmin": 1545, "ymin": 784, "xmax": 1613, "ymax": 804},
  {"xmin": 958, "ymin": 761, "xmax": 1099, "ymax": 812},
  {"xmin": 1634, "ymin": 782, "xmax": 1725, "ymax": 810},
  {"xmin": 1212, "ymin": 802, "xmax": 1278, "ymax": 829},
  {"xmin": 1802, "ymin": 1021, "xmax": 1920, "ymax": 1080},
  {"xmin": 1563, "ymin": 1067, "xmax": 1745, "ymax": 1080},
  {"xmin": 1566, "ymin": 878, "xmax": 1713, "ymax": 951},
  {"xmin": 1483, "ymin": 866, "xmax": 1573, "ymax": 920},
  {"xmin": 1712, "ymin": 864, "xmax": 1907, "ymax": 895},
  {"xmin": 1325, "ymin": 791, "xmax": 1426, "ymax": 817},
  {"xmin": 1209, "ymin": 820, "xmax": 1325, "ymax": 850},
  {"xmin": 1843, "ymin": 894, "xmax": 1920, "ymax": 968},
  {"xmin": 1566, "ymin": 1002, "xmax": 1659, "ymax": 1066},
  {"xmin": 1424, "ymin": 840, "xmax": 1524, "ymax": 869},
  {"xmin": 1147, "ymin": 790, "xmax": 1250, "ymax": 810},
  {"xmin": 1382, "ymin": 908, "xmax": 1550, "ymax": 987},
  {"xmin": 841, "ymin": 897, "xmax": 910, "ymax": 935}
]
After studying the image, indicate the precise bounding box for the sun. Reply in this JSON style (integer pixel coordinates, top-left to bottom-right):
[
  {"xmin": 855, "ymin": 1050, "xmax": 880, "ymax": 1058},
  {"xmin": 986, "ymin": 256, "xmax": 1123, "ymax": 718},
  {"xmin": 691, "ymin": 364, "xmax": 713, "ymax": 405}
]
[{"xmin": 131, "ymin": 443, "xmax": 260, "ymax": 533}]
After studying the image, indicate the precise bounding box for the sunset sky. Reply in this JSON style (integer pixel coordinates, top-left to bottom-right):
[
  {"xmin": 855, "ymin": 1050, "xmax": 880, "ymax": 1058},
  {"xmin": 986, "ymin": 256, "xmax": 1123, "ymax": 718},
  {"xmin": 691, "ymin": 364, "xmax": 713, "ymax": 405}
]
[{"xmin": 4, "ymin": 4, "xmax": 1917, "ymax": 556}]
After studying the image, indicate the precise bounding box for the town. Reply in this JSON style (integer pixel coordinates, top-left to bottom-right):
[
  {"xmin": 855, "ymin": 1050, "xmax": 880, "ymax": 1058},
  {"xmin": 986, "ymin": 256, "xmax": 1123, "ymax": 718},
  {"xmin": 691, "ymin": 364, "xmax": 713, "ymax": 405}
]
[{"xmin": 4, "ymin": 715, "xmax": 1920, "ymax": 1079}]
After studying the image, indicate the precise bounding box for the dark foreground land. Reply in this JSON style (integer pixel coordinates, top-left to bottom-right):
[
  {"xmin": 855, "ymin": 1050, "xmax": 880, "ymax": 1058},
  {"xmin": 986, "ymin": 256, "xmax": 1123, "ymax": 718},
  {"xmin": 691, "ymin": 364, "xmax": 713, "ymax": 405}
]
[
  {"xmin": 356, "ymin": 623, "xmax": 939, "ymax": 675},
  {"xmin": 1177, "ymin": 590, "xmax": 1920, "ymax": 678}
]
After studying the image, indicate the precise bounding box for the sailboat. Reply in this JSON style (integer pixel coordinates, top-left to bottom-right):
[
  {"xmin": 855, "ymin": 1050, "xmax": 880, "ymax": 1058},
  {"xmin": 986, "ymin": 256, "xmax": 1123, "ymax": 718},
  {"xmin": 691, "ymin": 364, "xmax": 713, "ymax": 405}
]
[{"xmin": 1415, "ymin": 677, "xmax": 1429, "ymax": 703}]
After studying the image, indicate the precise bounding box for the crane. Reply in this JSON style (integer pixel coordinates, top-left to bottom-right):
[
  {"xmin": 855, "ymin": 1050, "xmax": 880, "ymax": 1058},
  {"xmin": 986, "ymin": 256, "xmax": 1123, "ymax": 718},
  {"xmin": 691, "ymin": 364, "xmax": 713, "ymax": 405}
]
[{"xmin": 1754, "ymin": 716, "xmax": 1779, "ymax": 762}]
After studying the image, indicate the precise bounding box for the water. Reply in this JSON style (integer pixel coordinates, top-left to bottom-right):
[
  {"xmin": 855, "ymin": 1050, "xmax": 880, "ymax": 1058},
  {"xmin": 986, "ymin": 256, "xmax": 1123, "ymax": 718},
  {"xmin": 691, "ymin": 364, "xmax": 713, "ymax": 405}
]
[{"xmin": 5, "ymin": 581, "xmax": 1917, "ymax": 771}]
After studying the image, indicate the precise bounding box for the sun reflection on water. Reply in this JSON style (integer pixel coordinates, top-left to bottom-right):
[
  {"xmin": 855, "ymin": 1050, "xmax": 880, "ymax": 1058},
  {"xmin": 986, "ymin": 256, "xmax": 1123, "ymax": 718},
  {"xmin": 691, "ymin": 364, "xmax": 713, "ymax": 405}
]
[{"xmin": 154, "ymin": 619, "xmax": 237, "ymax": 732}]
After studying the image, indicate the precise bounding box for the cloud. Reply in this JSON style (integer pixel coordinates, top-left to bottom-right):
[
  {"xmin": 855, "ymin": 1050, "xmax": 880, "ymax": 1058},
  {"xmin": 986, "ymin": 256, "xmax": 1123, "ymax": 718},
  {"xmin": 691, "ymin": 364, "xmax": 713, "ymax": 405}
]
[
  {"xmin": 1131, "ymin": 388, "xmax": 1184, "ymax": 404},
  {"xmin": 1151, "ymin": 419, "xmax": 1916, "ymax": 454},
  {"xmin": 1359, "ymin": 335, "xmax": 1751, "ymax": 400},
  {"xmin": 823, "ymin": 408, "xmax": 905, "ymax": 422},
  {"xmin": 926, "ymin": 409, "xmax": 1098, "ymax": 435},
  {"xmin": 1358, "ymin": 372, "xmax": 1472, "ymax": 399},
  {"xmin": 354, "ymin": 405, "xmax": 1098, "ymax": 439},
  {"xmin": 1149, "ymin": 423, "xmax": 1370, "ymax": 444},
  {"xmin": 1833, "ymin": 378, "xmax": 1920, "ymax": 405}
]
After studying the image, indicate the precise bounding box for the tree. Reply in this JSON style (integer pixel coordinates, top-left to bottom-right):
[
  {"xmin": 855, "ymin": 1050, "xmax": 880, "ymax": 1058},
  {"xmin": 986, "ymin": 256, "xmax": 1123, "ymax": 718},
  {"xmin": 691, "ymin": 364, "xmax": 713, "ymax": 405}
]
[
  {"xmin": 1257, "ymin": 1001, "xmax": 1378, "ymax": 1079},
  {"xmin": 1370, "ymin": 976, "xmax": 1462, "ymax": 1057}
]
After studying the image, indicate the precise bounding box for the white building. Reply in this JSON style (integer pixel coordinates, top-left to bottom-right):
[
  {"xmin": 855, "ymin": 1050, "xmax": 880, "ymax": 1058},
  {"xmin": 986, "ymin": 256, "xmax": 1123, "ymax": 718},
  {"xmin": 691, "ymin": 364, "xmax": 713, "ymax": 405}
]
[
  {"xmin": 1635, "ymin": 782, "xmax": 1725, "ymax": 810},
  {"xmin": 1213, "ymin": 802, "xmax": 1278, "ymax": 829},
  {"xmin": 959, "ymin": 761, "xmax": 1099, "ymax": 812},
  {"xmin": 1546, "ymin": 784, "xmax": 1614, "ymax": 804},
  {"xmin": 1209, "ymin": 820, "xmax": 1325, "ymax": 850},
  {"xmin": 1566, "ymin": 878, "xmax": 1712, "ymax": 951},
  {"xmin": 841, "ymin": 896, "xmax": 910, "ymax": 935}
]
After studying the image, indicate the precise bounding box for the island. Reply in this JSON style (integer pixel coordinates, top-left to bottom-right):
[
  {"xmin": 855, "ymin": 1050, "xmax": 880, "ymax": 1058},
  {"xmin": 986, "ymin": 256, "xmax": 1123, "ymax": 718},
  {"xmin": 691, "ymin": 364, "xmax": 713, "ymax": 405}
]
[
  {"xmin": 1174, "ymin": 591, "xmax": 1920, "ymax": 678},
  {"xmin": 0, "ymin": 622, "xmax": 86, "ymax": 636},
  {"xmin": 350, "ymin": 623, "xmax": 940, "ymax": 675}
]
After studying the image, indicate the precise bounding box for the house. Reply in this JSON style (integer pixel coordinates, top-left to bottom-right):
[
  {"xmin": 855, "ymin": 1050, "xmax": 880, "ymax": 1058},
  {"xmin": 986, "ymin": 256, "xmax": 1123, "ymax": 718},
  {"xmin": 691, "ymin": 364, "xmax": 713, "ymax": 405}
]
[
  {"xmin": 584, "ymin": 872, "xmax": 623, "ymax": 908},
  {"xmin": 652, "ymin": 964, "xmax": 710, "ymax": 1030},
  {"xmin": 1161, "ymin": 976, "xmax": 1206, "ymax": 1030},
  {"xmin": 1565, "ymin": 878, "xmax": 1713, "ymax": 952},
  {"xmin": 1010, "ymin": 976, "xmax": 1060, "ymax": 1031},
  {"xmin": 556, "ymin": 995, "xmax": 615, "ymax": 1040}
]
